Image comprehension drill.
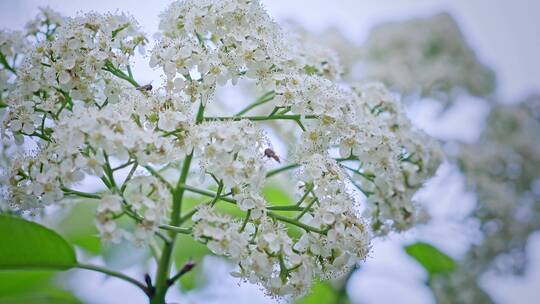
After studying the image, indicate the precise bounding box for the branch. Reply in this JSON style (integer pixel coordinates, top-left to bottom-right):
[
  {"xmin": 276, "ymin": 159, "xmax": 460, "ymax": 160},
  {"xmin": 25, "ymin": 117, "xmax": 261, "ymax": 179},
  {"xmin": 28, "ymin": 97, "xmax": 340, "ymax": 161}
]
[
  {"xmin": 75, "ymin": 263, "xmax": 149, "ymax": 295},
  {"xmin": 159, "ymin": 224, "xmax": 192, "ymax": 234},
  {"xmin": 267, "ymin": 211, "xmax": 326, "ymax": 235},
  {"xmin": 204, "ymin": 114, "xmax": 317, "ymax": 122},
  {"xmin": 266, "ymin": 164, "xmax": 300, "ymax": 178},
  {"xmin": 144, "ymin": 165, "xmax": 173, "ymax": 191},
  {"xmin": 102, "ymin": 60, "xmax": 140, "ymax": 88},
  {"xmin": 61, "ymin": 187, "xmax": 101, "ymax": 199},
  {"xmin": 166, "ymin": 260, "xmax": 196, "ymax": 286},
  {"xmin": 235, "ymin": 91, "xmax": 275, "ymax": 116},
  {"xmin": 0, "ymin": 51, "xmax": 16, "ymax": 75}
]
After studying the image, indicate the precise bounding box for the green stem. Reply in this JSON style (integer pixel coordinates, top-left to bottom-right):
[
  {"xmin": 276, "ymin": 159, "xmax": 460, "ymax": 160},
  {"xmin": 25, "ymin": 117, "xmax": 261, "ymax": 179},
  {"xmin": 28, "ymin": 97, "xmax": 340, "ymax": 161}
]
[
  {"xmin": 144, "ymin": 165, "xmax": 173, "ymax": 191},
  {"xmin": 0, "ymin": 51, "xmax": 16, "ymax": 75},
  {"xmin": 159, "ymin": 224, "xmax": 192, "ymax": 234},
  {"xmin": 295, "ymin": 198, "xmax": 318, "ymax": 220},
  {"xmin": 178, "ymin": 184, "xmax": 324, "ymax": 233},
  {"xmin": 235, "ymin": 91, "xmax": 275, "ymax": 116},
  {"xmin": 180, "ymin": 184, "xmax": 235, "ymax": 204},
  {"xmin": 151, "ymin": 102, "xmax": 205, "ymax": 304},
  {"xmin": 296, "ymin": 183, "xmax": 314, "ymax": 206},
  {"xmin": 113, "ymin": 160, "xmax": 135, "ymax": 171},
  {"xmin": 152, "ymin": 155, "xmax": 192, "ymax": 304},
  {"xmin": 103, "ymin": 61, "xmax": 140, "ymax": 88},
  {"xmin": 121, "ymin": 162, "xmax": 138, "ymax": 194},
  {"xmin": 204, "ymin": 114, "xmax": 317, "ymax": 122},
  {"xmin": 75, "ymin": 263, "xmax": 148, "ymax": 294},
  {"xmin": 339, "ymin": 163, "xmax": 374, "ymax": 181},
  {"xmin": 268, "ymin": 212, "xmax": 326, "ymax": 234},
  {"xmin": 61, "ymin": 187, "xmax": 101, "ymax": 199},
  {"xmin": 210, "ymin": 181, "xmax": 223, "ymax": 207},
  {"xmin": 103, "ymin": 153, "xmax": 119, "ymax": 192},
  {"xmin": 266, "ymin": 164, "xmax": 300, "ymax": 178},
  {"xmin": 266, "ymin": 205, "xmax": 304, "ymax": 211}
]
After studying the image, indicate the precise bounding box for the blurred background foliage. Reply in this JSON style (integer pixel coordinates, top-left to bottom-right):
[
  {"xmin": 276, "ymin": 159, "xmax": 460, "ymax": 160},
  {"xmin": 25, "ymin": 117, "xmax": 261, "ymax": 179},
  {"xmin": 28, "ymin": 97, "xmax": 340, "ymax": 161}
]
[{"xmin": 1, "ymin": 0, "xmax": 540, "ymax": 303}]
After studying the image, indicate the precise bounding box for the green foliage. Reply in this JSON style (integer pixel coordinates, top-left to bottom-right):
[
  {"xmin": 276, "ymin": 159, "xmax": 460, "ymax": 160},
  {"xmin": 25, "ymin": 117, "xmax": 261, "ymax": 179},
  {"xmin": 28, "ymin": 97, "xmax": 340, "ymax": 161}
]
[
  {"xmin": 0, "ymin": 287, "xmax": 82, "ymax": 304},
  {"xmin": 0, "ymin": 216, "xmax": 81, "ymax": 303},
  {"xmin": 0, "ymin": 215, "xmax": 77, "ymax": 270},
  {"xmin": 56, "ymin": 201, "xmax": 101, "ymax": 254},
  {"xmin": 263, "ymin": 184, "xmax": 292, "ymax": 206},
  {"xmin": 404, "ymin": 242, "xmax": 455, "ymax": 276},
  {"xmin": 303, "ymin": 65, "xmax": 319, "ymax": 75},
  {"xmin": 0, "ymin": 271, "xmax": 82, "ymax": 303},
  {"xmin": 263, "ymin": 184, "xmax": 302, "ymax": 238},
  {"xmin": 295, "ymin": 281, "xmax": 338, "ymax": 304},
  {"xmin": 0, "ymin": 271, "xmax": 54, "ymax": 296},
  {"xmin": 173, "ymin": 234, "xmax": 210, "ymax": 291},
  {"xmin": 172, "ymin": 195, "xmax": 211, "ymax": 291}
]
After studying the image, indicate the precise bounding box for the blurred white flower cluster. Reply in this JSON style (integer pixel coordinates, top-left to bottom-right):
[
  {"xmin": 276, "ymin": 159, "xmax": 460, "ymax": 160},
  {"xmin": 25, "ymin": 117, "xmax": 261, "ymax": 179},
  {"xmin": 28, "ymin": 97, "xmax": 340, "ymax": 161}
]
[
  {"xmin": 460, "ymin": 96, "xmax": 540, "ymax": 272},
  {"xmin": 430, "ymin": 266, "xmax": 493, "ymax": 304},
  {"xmin": 360, "ymin": 13, "xmax": 495, "ymax": 102},
  {"xmin": 431, "ymin": 96, "xmax": 540, "ymax": 303},
  {"xmin": 0, "ymin": 1, "xmax": 441, "ymax": 298}
]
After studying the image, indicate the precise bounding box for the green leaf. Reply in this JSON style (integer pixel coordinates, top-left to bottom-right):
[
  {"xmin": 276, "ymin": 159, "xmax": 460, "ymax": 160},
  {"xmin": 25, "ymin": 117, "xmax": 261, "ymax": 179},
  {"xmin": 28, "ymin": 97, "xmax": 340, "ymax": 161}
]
[
  {"xmin": 263, "ymin": 185, "xmax": 302, "ymax": 238},
  {"xmin": 404, "ymin": 242, "xmax": 455, "ymax": 276},
  {"xmin": 0, "ymin": 215, "xmax": 77, "ymax": 270},
  {"xmin": 56, "ymin": 201, "xmax": 101, "ymax": 254},
  {"xmin": 263, "ymin": 184, "xmax": 293, "ymax": 205},
  {"xmin": 111, "ymin": 23, "xmax": 130, "ymax": 39},
  {"xmin": 0, "ymin": 271, "xmax": 54, "ymax": 297},
  {"xmin": 173, "ymin": 234, "xmax": 211, "ymax": 291},
  {"xmin": 173, "ymin": 197, "xmax": 212, "ymax": 291},
  {"xmin": 295, "ymin": 281, "xmax": 338, "ymax": 304},
  {"xmin": 0, "ymin": 288, "xmax": 82, "ymax": 304},
  {"xmin": 0, "ymin": 271, "xmax": 82, "ymax": 303},
  {"xmin": 303, "ymin": 65, "xmax": 318, "ymax": 76}
]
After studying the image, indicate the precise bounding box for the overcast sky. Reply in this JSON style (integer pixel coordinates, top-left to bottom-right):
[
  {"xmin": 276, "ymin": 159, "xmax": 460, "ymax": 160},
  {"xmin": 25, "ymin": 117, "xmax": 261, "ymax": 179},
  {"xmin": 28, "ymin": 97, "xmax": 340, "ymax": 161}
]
[{"xmin": 1, "ymin": 1, "xmax": 539, "ymax": 303}]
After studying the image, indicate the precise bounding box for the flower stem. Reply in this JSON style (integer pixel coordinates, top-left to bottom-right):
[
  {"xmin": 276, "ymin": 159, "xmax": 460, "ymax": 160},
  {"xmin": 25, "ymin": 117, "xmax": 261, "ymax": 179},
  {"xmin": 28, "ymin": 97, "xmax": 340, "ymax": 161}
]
[
  {"xmin": 61, "ymin": 187, "xmax": 101, "ymax": 199},
  {"xmin": 235, "ymin": 91, "xmax": 275, "ymax": 116},
  {"xmin": 266, "ymin": 164, "xmax": 300, "ymax": 178},
  {"xmin": 267, "ymin": 212, "xmax": 326, "ymax": 234},
  {"xmin": 151, "ymin": 102, "xmax": 205, "ymax": 303},
  {"xmin": 75, "ymin": 263, "xmax": 149, "ymax": 295},
  {"xmin": 204, "ymin": 114, "xmax": 317, "ymax": 123},
  {"xmin": 159, "ymin": 224, "xmax": 192, "ymax": 234},
  {"xmin": 0, "ymin": 51, "xmax": 16, "ymax": 75}
]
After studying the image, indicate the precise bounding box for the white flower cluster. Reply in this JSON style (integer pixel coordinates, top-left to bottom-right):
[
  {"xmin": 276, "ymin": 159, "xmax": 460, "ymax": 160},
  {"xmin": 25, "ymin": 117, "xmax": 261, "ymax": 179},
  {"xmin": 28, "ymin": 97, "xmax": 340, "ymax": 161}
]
[
  {"xmin": 282, "ymin": 20, "xmax": 360, "ymax": 79},
  {"xmin": 192, "ymin": 154, "xmax": 370, "ymax": 297},
  {"xmin": 152, "ymin": 0, "xmax": 343, "ymax": 95},
  {"xmin": 269, "ymin": 77, "xmax": 442, "ymax": 233},
  {"xmin": 24, "ymin": 6, "xmax": 64, "ymax": 39},
  {"xmin": 360, "ymin": 13, "xmax": 495, "ymax": 102},
  {"xmin": 0, "ymin": 30, "xmax": 25, "ymax": 97},
  {"xmin": 7, "ymin": 90, "xmax": 193, "ymax": 240},
  {"xmin": 283, "ymin": 30, "xmax": 344, "ymax": 80},
  {"xmin": 1, "ymin": 1, "xmax": 441, "ymax": 298},
  {"xmin": 3, "ymin": 10, "xmax": 147, "ymax": 138},
  {"xmin": 192, "ymin": 120, "xmax": 269, "ymax": 217}
]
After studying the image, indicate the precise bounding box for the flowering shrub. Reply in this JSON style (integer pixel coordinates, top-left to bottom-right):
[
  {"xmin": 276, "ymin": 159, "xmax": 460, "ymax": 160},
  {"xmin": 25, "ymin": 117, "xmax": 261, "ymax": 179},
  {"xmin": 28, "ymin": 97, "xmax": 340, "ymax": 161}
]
[
  {"xmin": 360, "ymin": 13, "xmax": 496, "ymax": 102},
  {"xmin": 0, "ymin": 1, "xmax": 441, "ymax": 302}
]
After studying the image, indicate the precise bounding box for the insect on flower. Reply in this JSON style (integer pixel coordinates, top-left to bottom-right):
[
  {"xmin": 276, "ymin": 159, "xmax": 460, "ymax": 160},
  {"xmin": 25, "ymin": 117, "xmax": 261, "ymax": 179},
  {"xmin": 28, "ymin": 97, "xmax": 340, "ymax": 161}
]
[
  {"xmin": 137, "ymin": 84, "xmax": 153, "ymax": 91},
  {"xmin": 264, "ymin": 148, "xmax": 280, "ymax": 163}
]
